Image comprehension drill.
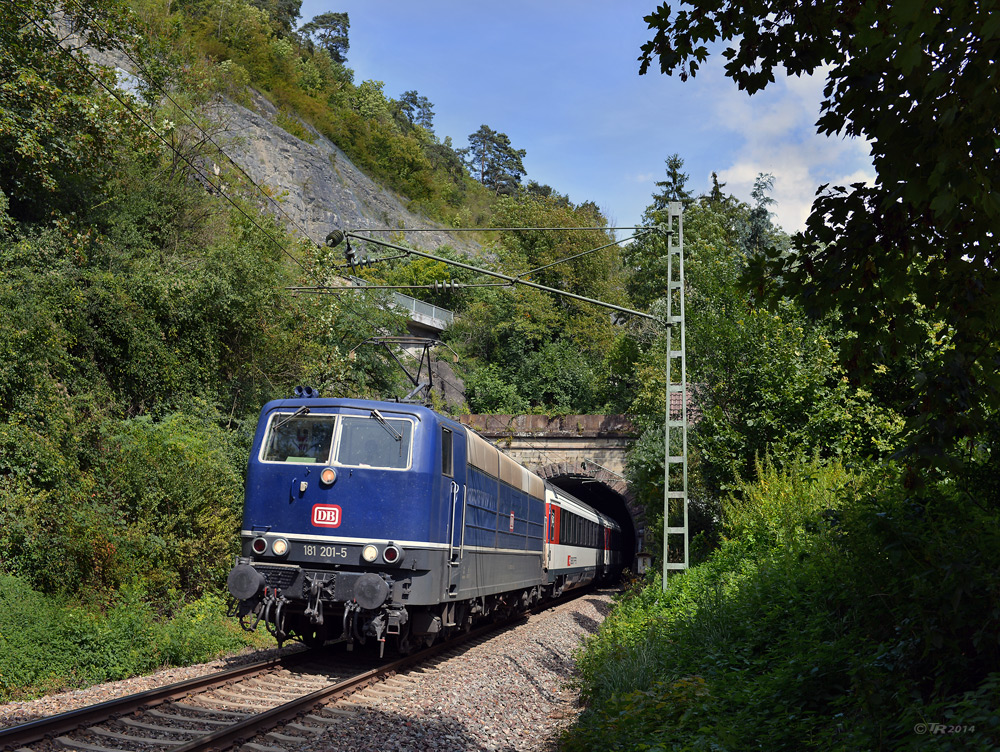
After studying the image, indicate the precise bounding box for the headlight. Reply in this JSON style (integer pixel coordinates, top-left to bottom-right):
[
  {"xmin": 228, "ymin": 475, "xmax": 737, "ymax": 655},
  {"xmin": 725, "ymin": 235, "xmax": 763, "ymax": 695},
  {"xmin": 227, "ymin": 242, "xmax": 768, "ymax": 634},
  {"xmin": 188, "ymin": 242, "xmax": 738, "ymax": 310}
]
[
  {"xmin": 271, "ymin": 538, "xmax": 289, "ymax": 556},
  {"xmin": 320, "ymin": 467, "xmax": 337, "ymax": 485},
  {"xmin": 362, "ymin": 544, "xmax": 378, "ymax": 562}
]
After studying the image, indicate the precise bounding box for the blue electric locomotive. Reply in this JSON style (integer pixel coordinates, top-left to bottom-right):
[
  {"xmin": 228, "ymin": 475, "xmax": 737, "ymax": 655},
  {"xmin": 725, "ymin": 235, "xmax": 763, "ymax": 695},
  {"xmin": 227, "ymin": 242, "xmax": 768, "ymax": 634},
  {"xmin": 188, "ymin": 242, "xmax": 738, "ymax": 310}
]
[{"xmin": 227, "ymin": 391, "xmax": 622, "ymax": 653}]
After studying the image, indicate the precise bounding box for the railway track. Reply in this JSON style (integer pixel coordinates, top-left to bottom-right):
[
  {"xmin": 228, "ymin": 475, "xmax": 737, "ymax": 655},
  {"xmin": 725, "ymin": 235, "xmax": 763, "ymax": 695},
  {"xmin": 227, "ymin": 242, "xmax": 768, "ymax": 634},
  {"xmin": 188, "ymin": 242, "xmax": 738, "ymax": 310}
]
[
  {"xmin": 0, "ymin": 595, "xmax": 582, "ymax": 752},
  {"xmin": 0, "ymin": 648, "xmax": 381, "ymax": 752}
]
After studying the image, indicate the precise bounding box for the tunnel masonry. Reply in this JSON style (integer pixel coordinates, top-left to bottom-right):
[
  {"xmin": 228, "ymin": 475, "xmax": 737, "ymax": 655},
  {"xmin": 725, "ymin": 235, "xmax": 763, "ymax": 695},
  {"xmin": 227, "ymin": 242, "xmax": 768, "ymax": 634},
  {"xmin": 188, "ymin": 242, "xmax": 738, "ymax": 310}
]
[{"xmin": 458, "ymin": 414, "xmax": 645, "ymax": 553}]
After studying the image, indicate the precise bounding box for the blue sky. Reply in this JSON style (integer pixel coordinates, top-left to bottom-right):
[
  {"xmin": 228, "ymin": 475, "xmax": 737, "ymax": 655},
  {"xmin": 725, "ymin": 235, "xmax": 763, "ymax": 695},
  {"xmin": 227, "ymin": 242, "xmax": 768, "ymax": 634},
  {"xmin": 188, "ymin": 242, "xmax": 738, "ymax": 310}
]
[{"xmin": 297, "ymin": 0, "xmax": 874, "ymax": 234}]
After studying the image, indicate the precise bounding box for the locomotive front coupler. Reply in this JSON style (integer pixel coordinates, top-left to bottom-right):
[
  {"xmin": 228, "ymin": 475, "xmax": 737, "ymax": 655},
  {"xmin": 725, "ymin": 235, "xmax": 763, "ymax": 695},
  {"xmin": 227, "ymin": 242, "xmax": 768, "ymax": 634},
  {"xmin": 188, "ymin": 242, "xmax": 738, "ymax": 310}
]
[{"xmin": 303, "ymin": 577, "xmax": 330, "ymax": 626}]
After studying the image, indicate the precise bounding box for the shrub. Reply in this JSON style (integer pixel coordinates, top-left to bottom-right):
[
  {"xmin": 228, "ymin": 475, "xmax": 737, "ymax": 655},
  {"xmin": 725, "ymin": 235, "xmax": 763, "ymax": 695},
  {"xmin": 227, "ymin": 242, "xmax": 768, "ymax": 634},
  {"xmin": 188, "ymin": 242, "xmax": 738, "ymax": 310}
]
[
  {"xmin": 155, "ymin": 593, "xmax": 256, "ymax": 666},
  {"xmin": 566, "ymin": 457, "xmax": 1000, "ymax": 751},
  {"xmin": 0, "ymin": 577, "xmax": 272, "ymax": 702}
]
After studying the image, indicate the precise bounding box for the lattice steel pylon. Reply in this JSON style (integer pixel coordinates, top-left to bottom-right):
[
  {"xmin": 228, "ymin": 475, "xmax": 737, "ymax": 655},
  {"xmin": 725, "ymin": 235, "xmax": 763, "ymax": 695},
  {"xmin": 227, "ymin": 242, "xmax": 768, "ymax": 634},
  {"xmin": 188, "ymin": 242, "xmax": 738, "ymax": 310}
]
[{"xmin": 663, "ymin": 201, "xmax": 688, "ymax": 585}]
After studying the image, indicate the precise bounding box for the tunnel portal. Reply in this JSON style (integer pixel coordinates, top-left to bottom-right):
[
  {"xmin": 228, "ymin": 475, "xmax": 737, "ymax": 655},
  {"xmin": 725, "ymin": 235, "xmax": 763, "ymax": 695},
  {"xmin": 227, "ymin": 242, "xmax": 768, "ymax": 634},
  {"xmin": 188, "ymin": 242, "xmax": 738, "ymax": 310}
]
[{"xmin": 539, "ymin": 465, "xmax": 640, "ymax": 570}]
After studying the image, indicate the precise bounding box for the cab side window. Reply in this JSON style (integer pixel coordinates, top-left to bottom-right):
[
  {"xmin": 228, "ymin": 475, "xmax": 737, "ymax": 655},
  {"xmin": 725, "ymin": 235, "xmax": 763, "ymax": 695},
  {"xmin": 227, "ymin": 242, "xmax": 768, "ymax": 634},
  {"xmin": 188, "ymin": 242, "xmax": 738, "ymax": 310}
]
[{"xmin": 442, "ymin": 427, "xmax": 453, "ymax": 477}]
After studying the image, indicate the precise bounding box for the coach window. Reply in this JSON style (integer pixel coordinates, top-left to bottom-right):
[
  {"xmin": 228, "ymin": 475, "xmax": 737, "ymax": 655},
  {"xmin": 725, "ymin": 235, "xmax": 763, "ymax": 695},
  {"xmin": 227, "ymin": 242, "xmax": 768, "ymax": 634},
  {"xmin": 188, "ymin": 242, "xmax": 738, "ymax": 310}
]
[{"xmin": 441, "ymin": 427, "xmax": 453, "ymax": 477}]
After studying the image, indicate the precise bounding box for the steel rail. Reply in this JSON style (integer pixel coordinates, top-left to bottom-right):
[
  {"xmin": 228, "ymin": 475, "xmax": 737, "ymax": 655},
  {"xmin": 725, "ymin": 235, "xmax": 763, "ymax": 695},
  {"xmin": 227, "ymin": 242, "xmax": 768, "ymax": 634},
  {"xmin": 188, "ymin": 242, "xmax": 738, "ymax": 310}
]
[
  {"xmin": 172, "ymin": 616, "xmax": 519, "ymax": 752},
  {"xmin": 180, "ymin": 588, "xmax": 596, "ymax": 751},
  {"xmin": 0, "ymin": 651, "xmax": 308, "ymax": 748}
]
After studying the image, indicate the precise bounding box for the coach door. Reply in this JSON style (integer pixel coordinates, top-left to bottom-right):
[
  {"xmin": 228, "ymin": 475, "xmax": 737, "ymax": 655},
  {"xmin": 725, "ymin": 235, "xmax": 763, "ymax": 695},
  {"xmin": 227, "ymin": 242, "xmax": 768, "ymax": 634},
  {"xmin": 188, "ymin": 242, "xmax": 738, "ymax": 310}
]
[{"xmin": 545, "ymin": 501, "xmax": 560, "ymax": 571}]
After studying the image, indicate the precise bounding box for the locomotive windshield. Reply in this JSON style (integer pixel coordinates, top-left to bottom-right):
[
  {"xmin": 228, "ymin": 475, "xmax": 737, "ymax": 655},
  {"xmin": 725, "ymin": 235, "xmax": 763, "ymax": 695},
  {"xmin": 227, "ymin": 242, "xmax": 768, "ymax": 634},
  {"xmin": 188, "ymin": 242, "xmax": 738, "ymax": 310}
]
[
  {"xmin": 336, "ymin": 415, "xmax": 413, "ymax": 469},
  {"xmin": 261, "ymin": 413, "xmax": 335, "ymax": 463}
]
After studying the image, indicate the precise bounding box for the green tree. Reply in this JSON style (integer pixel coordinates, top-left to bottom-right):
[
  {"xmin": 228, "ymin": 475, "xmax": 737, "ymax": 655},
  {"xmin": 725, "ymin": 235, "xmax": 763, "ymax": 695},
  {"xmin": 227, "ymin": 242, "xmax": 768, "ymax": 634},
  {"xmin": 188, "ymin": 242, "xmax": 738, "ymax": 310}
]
[
  {"xmin": 1, "ymin": 0, "xmax": 137, "ymax": 223},
  {"xmin": 651, "ymin": 152, "xmax": 692, "ymax": 209},
  {"xmin": 738, "ymin": 172, "xmax": 789, "ymax": 259},
  {"xmin": 352, "ymin": 78, "xmax": 390, "ymax": 121},
  {"xmin": 524, "ymin": 181, "xmax": 565, "ymax": 203},
  {"xmin": 250, "ymin": 0, "xmax": 301, "ymax": 35},
  {"xmin": 445, "ymin": 195, "xmax": 625, "ymax": 414},
  {"xmin": 624, "ymin": 175, "xmax": 901, "ymax": 511},
  {"xmin": 459, "ymin": 124, "xmax": 527, "ymax": 196},
  {"xmin": 393, "ymin": 89, "xmax": 434, "ymax": 131},
  {"xmin": 299, "ymin": 10, "xmax": 349, "ymax": 63},
  {"xmin": 639, "ymin": 0, "xmax": 1000, "ymax": 462}
]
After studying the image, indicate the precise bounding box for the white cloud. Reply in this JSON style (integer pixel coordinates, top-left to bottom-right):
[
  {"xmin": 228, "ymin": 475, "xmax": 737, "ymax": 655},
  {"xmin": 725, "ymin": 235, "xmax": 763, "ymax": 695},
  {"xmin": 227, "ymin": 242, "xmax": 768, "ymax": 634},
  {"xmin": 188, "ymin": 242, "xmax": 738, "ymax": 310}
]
[{"xmin": 706, "ymin": 61, "xmax": 875, "ymax": 233}]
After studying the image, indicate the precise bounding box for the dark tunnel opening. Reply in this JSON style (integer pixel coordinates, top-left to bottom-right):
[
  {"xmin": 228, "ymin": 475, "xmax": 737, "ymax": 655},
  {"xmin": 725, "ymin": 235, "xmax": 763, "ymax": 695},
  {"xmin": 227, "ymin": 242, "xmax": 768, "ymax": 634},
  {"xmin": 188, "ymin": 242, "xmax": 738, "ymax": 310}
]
[{"xmin": 546, "ymin": 475, "xmax": 638, "ymax": 571}]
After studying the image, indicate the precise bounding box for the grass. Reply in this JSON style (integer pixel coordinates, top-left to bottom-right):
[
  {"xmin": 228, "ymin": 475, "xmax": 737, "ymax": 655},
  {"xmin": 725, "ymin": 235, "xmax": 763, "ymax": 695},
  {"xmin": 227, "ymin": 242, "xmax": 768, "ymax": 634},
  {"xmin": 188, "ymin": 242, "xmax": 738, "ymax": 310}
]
[{"xmin": 0, "ymin": 576, "xmax": 274, "ymax": 703}]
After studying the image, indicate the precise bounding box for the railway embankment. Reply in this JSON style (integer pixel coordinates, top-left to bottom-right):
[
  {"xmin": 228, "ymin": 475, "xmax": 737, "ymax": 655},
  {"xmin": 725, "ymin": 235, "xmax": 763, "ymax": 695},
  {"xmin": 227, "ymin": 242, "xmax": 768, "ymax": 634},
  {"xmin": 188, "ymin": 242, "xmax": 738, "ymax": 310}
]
[{"xmin": 0, "ymin": 593, "xmax": 611, "ymax": 751}]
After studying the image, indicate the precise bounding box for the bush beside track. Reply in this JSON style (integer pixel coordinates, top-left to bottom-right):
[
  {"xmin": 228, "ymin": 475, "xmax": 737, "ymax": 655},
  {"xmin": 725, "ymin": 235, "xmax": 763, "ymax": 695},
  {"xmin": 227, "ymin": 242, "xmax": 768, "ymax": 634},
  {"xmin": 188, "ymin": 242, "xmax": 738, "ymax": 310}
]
[
  {"xmin": 563, "ymin": 458, "xmax": 1000, "ymax": 751},
  {"xmin": 0, "ymin": 578, "xmax": 273, "ymax": 702}
]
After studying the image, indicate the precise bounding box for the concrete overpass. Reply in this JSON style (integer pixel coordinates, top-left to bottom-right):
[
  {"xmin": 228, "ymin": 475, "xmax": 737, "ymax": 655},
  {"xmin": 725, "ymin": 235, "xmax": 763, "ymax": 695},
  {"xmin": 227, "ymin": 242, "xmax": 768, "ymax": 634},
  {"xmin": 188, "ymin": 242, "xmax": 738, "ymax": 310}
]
[{"xmin": 458, "ymin": 414, "xmax": 647, "ymax": 562}]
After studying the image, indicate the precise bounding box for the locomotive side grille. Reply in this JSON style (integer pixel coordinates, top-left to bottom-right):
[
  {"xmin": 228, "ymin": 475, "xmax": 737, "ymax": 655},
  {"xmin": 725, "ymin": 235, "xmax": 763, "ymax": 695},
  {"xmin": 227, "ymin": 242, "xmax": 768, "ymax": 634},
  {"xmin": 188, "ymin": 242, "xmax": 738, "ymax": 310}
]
[{"xmin": 255, "ymin": 565, "xmax": 298, "ymax": 591}]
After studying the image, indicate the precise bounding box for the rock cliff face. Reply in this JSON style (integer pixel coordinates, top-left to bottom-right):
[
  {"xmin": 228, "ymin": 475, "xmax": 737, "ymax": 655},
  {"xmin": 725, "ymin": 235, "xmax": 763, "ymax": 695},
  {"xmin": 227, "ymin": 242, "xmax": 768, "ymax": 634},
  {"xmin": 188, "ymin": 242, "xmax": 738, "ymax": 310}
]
[
  {"xmin": 208, "ymin": 92, "xmax": 477, "ymax": 254},
  {"xmin": 80, "ymin": 34, "xmax": 474, "ymax": 253}
]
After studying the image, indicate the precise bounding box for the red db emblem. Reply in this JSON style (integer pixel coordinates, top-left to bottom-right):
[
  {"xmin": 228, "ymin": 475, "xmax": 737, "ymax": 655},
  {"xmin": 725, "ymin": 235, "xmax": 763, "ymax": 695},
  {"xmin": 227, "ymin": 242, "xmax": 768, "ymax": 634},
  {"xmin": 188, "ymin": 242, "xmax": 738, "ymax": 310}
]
[{"xmin": 312, "ymin": 504, "xmax": 342, "ymax": 528}]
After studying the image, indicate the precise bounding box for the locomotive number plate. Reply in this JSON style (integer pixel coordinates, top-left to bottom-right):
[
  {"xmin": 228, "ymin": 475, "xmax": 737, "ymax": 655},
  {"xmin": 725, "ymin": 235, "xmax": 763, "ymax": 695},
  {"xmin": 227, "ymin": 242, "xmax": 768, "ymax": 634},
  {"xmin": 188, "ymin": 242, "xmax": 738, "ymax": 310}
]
[{"xmin": 302, "ymin": 544, "xmax": 348, "ymax": 559}]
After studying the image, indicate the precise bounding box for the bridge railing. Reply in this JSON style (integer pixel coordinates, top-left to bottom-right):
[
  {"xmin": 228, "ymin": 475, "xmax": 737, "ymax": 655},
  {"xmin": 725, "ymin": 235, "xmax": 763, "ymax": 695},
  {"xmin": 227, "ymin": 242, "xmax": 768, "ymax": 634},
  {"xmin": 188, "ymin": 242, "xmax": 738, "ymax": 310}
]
[{"xmin": 349, "ymin": 276, "xmax": 454, "ymax": 328}]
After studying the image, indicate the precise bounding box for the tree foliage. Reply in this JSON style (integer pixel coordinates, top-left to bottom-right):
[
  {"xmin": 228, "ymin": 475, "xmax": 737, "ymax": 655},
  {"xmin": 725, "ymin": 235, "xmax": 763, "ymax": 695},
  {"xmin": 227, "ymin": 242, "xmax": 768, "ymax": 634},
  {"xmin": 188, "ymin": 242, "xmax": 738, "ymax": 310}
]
[
  {"xmin": 299, "ymin": 11, "xmax": 348, "ymax": 63},
  {"xmin": 1, "ymin": 0, "xmax": 141, "ymax": 223},
  {"xmin": 622, "ymin": 158, "xmax": 901, "ymax": 535},
  {"xmin": 0, "ymin": 0, "xmax": 408, "ymax": 610},
  {"xmin": 437, "ymin": 195, "xmax": 627, "ymax": 414},
  {"xmin": 250, "ymin": 0, "xmax": 301, "ymax": 35},
  {"xmin": 640, "ymin": 0, "xmax": 1000, "ymax": 461},
  {"xmin": 393, "ymin": 89, "xmax": 434, "ymax": 131},
  {"xmin": 651, "ymin": 152, "xmax": 692, "ymax": 209},
  {"xmin": 459, "ymin": 124, "xmax": 527, "ymax": 196}
]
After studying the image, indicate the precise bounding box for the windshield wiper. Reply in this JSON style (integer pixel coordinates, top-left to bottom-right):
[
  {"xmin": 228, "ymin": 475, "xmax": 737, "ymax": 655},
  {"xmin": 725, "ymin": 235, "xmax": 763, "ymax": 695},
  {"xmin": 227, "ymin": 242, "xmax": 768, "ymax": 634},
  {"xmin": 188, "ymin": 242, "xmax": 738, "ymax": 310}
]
[
  {"xmin": 370, "ymin": 409, "xmax": 402, "ymax": 441},
  {"xmin": 273, "ymin": 406, "xmax": 309, "ymax": 430}
]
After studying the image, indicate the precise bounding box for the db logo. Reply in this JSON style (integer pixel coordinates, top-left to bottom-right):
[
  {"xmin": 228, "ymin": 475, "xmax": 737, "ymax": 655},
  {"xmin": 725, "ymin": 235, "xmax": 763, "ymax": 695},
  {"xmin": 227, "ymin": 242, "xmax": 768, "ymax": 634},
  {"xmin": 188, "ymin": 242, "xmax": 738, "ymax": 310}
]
[{"xmin": 311, "ymin": 504, "xmax": 342, "ymax": 528}]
